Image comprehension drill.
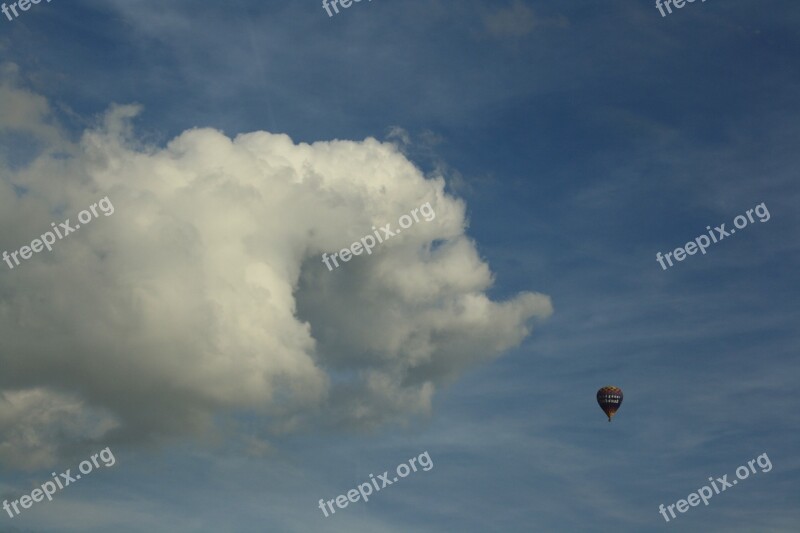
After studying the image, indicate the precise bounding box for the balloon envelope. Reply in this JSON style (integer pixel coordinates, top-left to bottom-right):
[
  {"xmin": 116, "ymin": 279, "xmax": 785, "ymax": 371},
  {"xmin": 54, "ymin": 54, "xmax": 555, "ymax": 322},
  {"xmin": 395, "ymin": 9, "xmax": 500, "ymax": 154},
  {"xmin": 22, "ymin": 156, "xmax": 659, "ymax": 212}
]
[{"xmin": 597, "ymin": 386, "xmax": 623, "ymax": 422}]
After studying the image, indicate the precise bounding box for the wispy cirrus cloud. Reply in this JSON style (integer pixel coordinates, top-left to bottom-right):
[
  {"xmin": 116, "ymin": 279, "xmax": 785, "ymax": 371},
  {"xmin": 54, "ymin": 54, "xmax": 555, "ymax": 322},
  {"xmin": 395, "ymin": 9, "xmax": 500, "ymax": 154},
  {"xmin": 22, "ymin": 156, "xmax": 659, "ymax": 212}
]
[{"xmin": 484, "ymin": 1, "xmax": 568, "ymax": 38}]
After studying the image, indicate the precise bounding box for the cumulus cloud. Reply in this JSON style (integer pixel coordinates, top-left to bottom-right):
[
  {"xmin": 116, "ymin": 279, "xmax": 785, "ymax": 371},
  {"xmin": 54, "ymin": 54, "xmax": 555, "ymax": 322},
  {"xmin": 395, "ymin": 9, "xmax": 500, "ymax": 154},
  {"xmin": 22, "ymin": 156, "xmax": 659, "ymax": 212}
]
[{"xmin": 0, "ymin": 74, "xmax": 552, "ymax": 468}]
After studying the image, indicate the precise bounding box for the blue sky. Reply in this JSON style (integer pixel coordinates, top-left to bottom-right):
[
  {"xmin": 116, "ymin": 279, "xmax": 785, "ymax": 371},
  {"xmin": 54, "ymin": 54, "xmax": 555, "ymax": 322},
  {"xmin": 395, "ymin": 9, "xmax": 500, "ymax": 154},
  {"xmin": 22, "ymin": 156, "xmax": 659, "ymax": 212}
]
[{"xmin": 1, "ymin": 1, "xmax": 799, "ymax": 532}]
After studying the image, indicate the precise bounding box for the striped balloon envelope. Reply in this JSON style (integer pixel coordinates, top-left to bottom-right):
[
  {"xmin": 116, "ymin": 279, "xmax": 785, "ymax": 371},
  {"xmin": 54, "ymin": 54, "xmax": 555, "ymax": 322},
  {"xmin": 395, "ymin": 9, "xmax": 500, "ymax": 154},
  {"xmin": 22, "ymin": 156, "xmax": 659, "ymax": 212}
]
[{"xmin": 597, "ymin": 386, "xmax": 623, "ymax": 422}]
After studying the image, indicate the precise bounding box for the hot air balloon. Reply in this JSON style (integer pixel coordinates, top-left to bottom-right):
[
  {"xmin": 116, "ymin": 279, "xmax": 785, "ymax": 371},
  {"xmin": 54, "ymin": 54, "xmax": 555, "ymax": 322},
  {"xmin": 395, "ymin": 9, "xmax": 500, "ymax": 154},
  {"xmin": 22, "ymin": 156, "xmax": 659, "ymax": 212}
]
[{"xmin": 597, "ymin": 386, "xmax": 623, "ymax": 422}]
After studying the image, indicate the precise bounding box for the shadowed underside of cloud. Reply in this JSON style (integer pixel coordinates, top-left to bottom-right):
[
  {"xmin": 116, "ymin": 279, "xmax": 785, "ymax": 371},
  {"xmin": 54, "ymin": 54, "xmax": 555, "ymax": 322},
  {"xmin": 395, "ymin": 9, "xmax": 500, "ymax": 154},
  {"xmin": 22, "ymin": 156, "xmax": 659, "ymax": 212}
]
[{"xmin": 0, "ymin": 75, "xmax": 552, "ymax": 469}]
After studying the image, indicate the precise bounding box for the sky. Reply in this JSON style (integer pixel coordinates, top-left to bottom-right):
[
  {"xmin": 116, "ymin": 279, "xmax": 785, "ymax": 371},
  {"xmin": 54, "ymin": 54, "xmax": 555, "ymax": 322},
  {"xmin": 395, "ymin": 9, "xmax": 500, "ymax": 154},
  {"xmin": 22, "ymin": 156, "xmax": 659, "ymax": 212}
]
[{"xmin": 0, "ymin": 0, "xmax": 799, "ymax": 531}]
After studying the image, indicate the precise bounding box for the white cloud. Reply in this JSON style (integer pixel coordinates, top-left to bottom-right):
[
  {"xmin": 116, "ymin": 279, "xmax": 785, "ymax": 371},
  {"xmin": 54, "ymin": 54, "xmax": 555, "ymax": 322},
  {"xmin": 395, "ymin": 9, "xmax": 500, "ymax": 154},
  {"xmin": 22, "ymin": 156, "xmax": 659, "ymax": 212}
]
[
  {"xmin": 0, "ymin": 75, "xmax": 552, "ymax": 468},
  {"xmin": 0, "ymin": 388, "xmax": 118, "ymax": 469}
]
